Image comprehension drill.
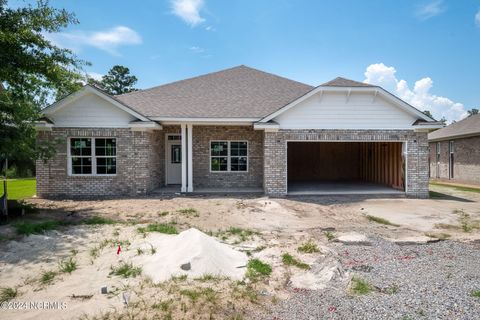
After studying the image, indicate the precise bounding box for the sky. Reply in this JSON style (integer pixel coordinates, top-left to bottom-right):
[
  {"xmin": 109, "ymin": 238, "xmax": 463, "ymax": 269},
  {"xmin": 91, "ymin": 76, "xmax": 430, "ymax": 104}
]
[{"xmin": 14, "ymin": 0, "xmax": 480, "ymax": 122}]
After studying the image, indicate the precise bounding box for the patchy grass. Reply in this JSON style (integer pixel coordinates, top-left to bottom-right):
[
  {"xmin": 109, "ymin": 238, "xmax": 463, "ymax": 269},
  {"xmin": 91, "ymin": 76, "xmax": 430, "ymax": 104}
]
[
  {"xmin": 217, "ymin": 227, "xmax": 260, "ymax": 244},
  {"xmin": 324, "ymin": 231, "xmax": 336, "ymax": 241},
  {"xmin": 170, "ymin": 274, "xmax": 188, "ymax": 282},
  {"xmin": 194, "ymin": 274, "xmax": 227, "ymax": 282},
  {"xmin": 83, "ymin": 216, "xmax": 116, "ymax": 225},
  {"xmin": 366, "ymin": 215, "xmax": 400, "ymax": 227},
  {"xmin": 246, "ymin": 259, "xmax": 272, "ymax": 281},
  {"xmin": 281, "ymin": 253, "xmax": 310, "ymax": 270},
  {"xmin": 429, "ymin": 190, "xmax": 446, "ymax": 198},
  {"xmin": 158, "ymin": 211, "xmax": 169, "ymax": 217},
  {"xmin": 40, "ymin": 271, "xmax": 57, "ymax": 285},
  {"xmin": 350, "ymin": 277, "xmax": 373, "ymax": 295},
  {"xmin": 1, "ymin": 178, "xmax": 36, "ymax": 200},
  {"xmin": 425, "ymin": 232, "xmax": 451, "ymax": 240},
  {"xmin": 14, "ymin": 220, "xmax": 60, "ymax": 235},
  {"xmin": 435, "ymin": 210, "xmax": 480, "ymax": 233},
  {"xmin": 471, "ymin": 290, "xmax": 480, "ymax": 298},
  {"xmin": 110, "ymin": 262, "xmax": 142, "ymax": 278},
  {"xmin": 138, "ymin": 223, "xmax": 178, "ymax": 235},
  {"xmin": 177, "ymin": 208, "xmax": 199, "ymax": 217},
  {"xmin": 430, "ymin": 182, "xmax": 480, "ymax": 194},
  {"xmin": 297, "ymin": 240, "xmax": 320, "ymax": 253},
  {"xmin": 180, "ymin": 287, "xmax": 217, "ymax": 304},
  {"xmin": 0, "ymin": 287, "xmax": 18, "ymax": 302},
  {"xmin": 59, "ymin": 257, "xmax": 77, "ymax": 274}
]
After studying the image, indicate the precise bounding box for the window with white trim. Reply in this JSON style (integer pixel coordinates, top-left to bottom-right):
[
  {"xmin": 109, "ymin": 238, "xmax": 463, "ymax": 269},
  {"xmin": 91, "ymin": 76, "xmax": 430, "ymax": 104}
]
[
  {"xmin": 210, "ymin": 141, "xmax": 248, "ymax": 172},
  {"xmin": 69, "ymin": 138, "xmax": 116, "ymax": 175}
]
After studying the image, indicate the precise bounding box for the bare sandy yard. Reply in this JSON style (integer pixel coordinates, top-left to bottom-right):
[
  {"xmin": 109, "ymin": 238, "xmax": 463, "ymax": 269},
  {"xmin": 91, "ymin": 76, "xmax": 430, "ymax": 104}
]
[{"xmin": 0, "ymin": 184, "xmax": 479, "ymax": 319}]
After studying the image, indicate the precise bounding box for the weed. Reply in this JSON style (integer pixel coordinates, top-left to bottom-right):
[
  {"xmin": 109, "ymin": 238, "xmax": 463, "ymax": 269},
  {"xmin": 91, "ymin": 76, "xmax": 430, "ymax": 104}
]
[
  {"xmin": 137, "ymin": 223, "xmax": 178, "ymax": 235},
  {"xmin": 246, "ymin": 259, "xmax": 272, "ymax": 281},
  {"xmin": 177, "ymin": 208, "xmax": 199, "ymax": 217},
  {"xmin": 0, "ymin": 287, "xmax": 17, "ymax": 302},
  {"xmin": 194, "ymin": 274, "xmax": 226, "ymax": 282},
  {"xmin": 297, "ymin": 240, "xmax": 320, "ymax": 253},
  {"xmin": 14, "ymin": 220, "xmax": 60, "ymax": 235},
  {"xmin": 136, "ymin": 248, "xmax": 144, "ymax": 255},
  {"xmin": 170, "ymin": 274, "xmax": 188, "ymax": 282},
  {"xmin": 350, "ymin": 276, "xmax": 373, "ymax": 295},
  {"xmin": 324, "ymin": 231, "xmax": 336, "ymax": 241},
  {"xmin": 458, "ymin": 210, "xmax": 473, "ymax": 232},
  {"xmin": 149, "ymin": 244, "xmax": 156, "ymax": 255},
  {"xmin": 158, "ymin": 211, "xmax": 169, "ymax": 217},
  {"xmin": 112, "ymin": 229, "xmax": 120, "ymax": 237},
  {"xmin": 40, "ymin": 271, "xmax": 56, "ymax": 284},
  {"xmin": 90, "ymin": 246, "xmax": 100, "ymax": 259},
  {"xmin": 281, "ymin": 253, "xmax": 310, "ymax": 270},
  {"xmin": 471, "ymin": 290, "xmax": 480, "ymax": 298},
  {"xmin": 84, "ymin": 216, "xmax": 116, "ymax": 225},
  {"xmin": 217, "ymin": 227, "xmax": 259, "ymax": 244},
  {"xmin": 70, "ymin": 249, "xmax": 78, "ymax": 256},
  {"xmin": 366, "ymin": 215, "xmax": 400, "ymax": 227},
  {"xmin": 232, "ymin": 284, "xmax": 258, "ymax": 303},
  {"xmin": 384, "ymin": 284, "xmax": 399, "ymax": 294},
  {"xmin": 110, "ymin": 262, "xmax": 142, "ymax": 278},
  {"xmin": 180, "ymin": 289, "xmax": 201, "ymax": 302},
  {"xmin": 152, "ymin": 300, "xmax": 170, "ymax": 311},
  {"xmin": 424, "ymin": 232, "xmax": 451, "ymax": 240},
  {"xmin": 59, "ymin": 257, "xmax": 77, "ymax": 274}
]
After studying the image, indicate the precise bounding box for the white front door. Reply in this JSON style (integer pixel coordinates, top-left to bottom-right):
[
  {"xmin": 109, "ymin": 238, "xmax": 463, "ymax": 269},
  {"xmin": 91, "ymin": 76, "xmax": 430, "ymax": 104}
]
[{"xmin": 166, "ymin": 135, "xmax": 182, "ymax": 185}]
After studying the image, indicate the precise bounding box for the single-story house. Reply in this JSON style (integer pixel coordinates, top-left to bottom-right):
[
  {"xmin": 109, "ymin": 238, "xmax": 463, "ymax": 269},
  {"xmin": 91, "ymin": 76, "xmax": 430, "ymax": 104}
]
[
  {"xmin": 35, "ymin": 65, "xmax": 443, "ymax": 198},
  {"xmin": 428, "ymin": 114, "xmax": 480, "ymax": 185}
]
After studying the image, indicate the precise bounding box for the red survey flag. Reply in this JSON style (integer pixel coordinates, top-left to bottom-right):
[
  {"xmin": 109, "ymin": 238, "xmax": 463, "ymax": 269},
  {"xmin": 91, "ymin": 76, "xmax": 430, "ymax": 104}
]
[{"xmin": 117, "ymin": 245, "xmax": 121, "ymax": 255}]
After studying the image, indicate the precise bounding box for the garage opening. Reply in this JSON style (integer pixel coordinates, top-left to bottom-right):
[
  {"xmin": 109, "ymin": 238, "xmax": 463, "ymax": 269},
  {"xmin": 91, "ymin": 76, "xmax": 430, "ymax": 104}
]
[{"xmin": 287, "ymin": 142, "xmax": 405, "ymax": 195}]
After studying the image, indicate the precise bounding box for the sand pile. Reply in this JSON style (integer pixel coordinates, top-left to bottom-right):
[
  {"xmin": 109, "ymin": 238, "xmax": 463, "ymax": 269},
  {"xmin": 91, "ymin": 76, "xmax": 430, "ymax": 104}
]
[{"xmin": 133, "ymin": 228, "xmax": 248, "ymax": 283}]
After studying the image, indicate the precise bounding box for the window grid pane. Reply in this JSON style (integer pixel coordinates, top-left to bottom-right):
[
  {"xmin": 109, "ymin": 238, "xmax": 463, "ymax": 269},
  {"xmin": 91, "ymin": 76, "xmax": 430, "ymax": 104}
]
[
  {"xmin": 211, "ymin": 157, "xmax": 228, "ymax": 171},
  {"xmin": 211, "ymin": 142, "xmax": 228, "ymax": 156}
]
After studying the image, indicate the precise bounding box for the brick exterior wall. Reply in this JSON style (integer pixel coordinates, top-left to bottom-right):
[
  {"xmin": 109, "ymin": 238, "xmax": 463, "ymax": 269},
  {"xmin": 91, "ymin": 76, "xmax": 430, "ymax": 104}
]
[
  {"xmin": 264, "ymin": 129, "xmax": 430, "ymax": 198},
  {"xmin": 192, "ymin": 126, "xmax": 264, "ymax": 188},
  {"xmin": 36, "ymin": 128, "xmax": 162, "ymax": 198},
  {"xmin": 429, "ymin": 136, "xmax": 480, "ymax": 185}
]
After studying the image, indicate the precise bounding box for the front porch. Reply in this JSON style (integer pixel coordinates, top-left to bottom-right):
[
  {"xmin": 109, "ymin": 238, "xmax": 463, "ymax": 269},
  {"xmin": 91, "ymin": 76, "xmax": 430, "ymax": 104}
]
[{"xmin": 155, "ymin": 124, "xmax": 264, "ymax": 194}]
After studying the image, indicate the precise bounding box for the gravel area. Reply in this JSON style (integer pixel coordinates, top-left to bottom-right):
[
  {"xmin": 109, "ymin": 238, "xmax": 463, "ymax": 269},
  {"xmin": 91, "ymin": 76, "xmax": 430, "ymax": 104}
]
[{"xmin": 256, "ymin": 239, "xmax": 480, "ymax": 320}]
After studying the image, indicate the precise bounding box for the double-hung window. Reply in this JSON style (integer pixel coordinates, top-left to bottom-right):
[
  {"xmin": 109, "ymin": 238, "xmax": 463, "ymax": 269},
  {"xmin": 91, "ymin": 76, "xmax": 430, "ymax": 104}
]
[
  {"xmin": 210, "ymin": 141, "xmax": 248, "ymax": 172},
  {"xmin": 69, "ymin": 138, "xmax": 117, "ymax": 175}
]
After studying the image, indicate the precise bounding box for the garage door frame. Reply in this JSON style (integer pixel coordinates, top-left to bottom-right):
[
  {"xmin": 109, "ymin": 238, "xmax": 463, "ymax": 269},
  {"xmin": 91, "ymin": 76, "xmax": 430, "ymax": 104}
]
[{"xmin": 285, "ymin": 139, "xmax": 408, "ymax": 195}]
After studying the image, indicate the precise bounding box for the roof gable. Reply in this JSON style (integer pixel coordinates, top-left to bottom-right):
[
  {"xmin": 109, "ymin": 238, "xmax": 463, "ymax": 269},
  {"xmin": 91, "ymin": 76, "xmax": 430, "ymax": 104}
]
[
  {"xmin": 42, "ymin": 85, "xmax": 149, "ymax": 122},
  {"xmin": 260, "ymin": 85, "xmax": 434, "ymax": 123}
]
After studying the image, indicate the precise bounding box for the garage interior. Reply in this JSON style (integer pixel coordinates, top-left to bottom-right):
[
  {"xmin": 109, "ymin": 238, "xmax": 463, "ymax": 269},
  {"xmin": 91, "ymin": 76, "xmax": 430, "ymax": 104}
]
[{"xmin": 287, "ymin": 142, "xmax": 405, "ymax": 195}]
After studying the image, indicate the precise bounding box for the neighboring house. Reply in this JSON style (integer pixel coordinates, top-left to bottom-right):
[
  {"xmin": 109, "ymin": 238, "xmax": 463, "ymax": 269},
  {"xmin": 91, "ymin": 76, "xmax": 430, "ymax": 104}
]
[
  {"xmin": 428, "ymin": 114, "xmax": 480, "ymax": 185},
  {"xmin": 35, "ymin": 65, "xmax": 443, "ymax": 198}
]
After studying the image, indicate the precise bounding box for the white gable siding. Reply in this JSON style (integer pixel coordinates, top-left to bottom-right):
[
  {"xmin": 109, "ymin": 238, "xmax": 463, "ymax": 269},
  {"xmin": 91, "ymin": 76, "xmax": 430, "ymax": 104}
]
[
  {"xmin": 49, "ymin": 93, "xmax": 137, "ymax": 127},
  {"xmin": 274, "ymin": 91, "xmax": 417, "ymax": 129}
]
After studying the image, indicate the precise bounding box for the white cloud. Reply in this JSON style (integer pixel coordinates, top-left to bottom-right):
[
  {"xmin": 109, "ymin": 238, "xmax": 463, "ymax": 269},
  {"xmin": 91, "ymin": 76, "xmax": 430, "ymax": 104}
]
[
  {"xmin": 86, "ymin": 72, "xmax": 103, "ymax": 81},
  {"xmin": 364, "ymin": 63, "xmax": 468, "ymax": 123},
  {"xmin": 46, "ymin": 26, "xmax": 142, "ymax": 56},
  {"xmin": 171, "ymin": 0, "xmax": 205, "ymax": 26},
  {"xmin": 475, "ymin": 10, "xmax": 480, "ymax": 26},
  {"xmin": 205, "ymin": 25, "xmax": 215, "ymax": 31},
  {"xmin": 415, "ymin": 0, "xmax": 446, "ymax": 20},
  {"xmin": 189, "ymin": 46, "xmax": 205, "ymax": 53}
]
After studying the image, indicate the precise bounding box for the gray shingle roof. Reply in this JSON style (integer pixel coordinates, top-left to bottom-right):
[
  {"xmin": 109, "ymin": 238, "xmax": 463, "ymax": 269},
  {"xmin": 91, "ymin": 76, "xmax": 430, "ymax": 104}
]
[
  {"xmin": 320, "ymin": 77, "xmax": 376, "ymax": 87},
  {"xmin": 116, "ymin": 65, "xmax": 314, "ymax": 118},
  {"xmin": 428, "ymin": 114, "xmax": 480, "ymax": 141}
]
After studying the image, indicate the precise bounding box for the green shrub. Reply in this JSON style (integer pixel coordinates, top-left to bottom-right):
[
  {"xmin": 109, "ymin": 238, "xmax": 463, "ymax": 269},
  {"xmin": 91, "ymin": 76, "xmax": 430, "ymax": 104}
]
[
  {"xmin": 110, "ymin": 262, "xmax": 142, "ymax": 278},
  {"xmin": 246, "ymin": 259, "xmax": 272, "ymax": 281},
  {"xmin": 297, "ymin": 240, "xmax": 320, "ymax": 253}
]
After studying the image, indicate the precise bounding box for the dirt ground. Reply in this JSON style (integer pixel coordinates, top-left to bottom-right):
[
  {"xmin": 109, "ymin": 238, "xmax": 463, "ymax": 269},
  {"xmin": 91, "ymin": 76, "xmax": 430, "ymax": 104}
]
[{"xmin": 0, "ymin": 184, "xmax": 479, "ymax": 319}]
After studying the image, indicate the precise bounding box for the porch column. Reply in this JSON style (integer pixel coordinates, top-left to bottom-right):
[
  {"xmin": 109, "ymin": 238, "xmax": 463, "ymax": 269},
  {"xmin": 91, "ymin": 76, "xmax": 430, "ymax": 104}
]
[
  {"xmin": 181, "ymin": 124, "xmax": 187, "ymax": 192},
  {"xmin": 187, "ymin": 124, "xmax": 193, "ymax": 192}
]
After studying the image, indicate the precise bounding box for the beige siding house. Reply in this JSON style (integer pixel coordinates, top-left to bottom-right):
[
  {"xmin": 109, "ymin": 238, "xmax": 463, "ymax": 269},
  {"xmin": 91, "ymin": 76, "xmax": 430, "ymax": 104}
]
[{"xmin": 35, "ymin": 66, "xmax": 443, "ymax": 198}]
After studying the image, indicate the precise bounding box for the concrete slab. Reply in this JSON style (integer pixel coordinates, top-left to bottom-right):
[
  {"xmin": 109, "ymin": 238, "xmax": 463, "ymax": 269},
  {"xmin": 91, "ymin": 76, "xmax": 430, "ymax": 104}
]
[
  {"xmin": 288, "ymin": 181, "xmax": 404, "ymax": 196},
  {"xmin": 387, "ymin": 236, "xmax": 440, "ymax": 245},
  {"xmin": 336, "ymin": 232, "xmax": 372, "ymax": 245}
]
